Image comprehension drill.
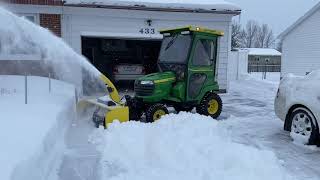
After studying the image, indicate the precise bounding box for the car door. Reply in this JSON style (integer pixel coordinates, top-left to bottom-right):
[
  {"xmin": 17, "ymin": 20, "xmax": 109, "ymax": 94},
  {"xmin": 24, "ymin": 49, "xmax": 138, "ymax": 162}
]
[{"xmin": 186, "ymin": 35, "xmax": 217, "ymax": 101}]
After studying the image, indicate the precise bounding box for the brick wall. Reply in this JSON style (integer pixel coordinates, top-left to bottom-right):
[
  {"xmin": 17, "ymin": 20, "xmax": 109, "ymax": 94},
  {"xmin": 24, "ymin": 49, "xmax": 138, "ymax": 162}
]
[
  {"xmin": 40, "ymin": 14, "xmax": 61, "ymax": 37},
  {"xmin": 5, "ymin": 0, "xmax": 63, "ymax": 6}
]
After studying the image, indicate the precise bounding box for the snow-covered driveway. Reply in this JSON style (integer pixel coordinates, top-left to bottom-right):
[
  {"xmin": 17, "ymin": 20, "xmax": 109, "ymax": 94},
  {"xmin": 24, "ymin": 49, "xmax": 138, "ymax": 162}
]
[
  {"xmin": 220, "ymin": 75, "xmax": 320, "ymax": 180},
  {"xmin": 57, "ymin": 73, "xmax": 320, "ymax": 180}
]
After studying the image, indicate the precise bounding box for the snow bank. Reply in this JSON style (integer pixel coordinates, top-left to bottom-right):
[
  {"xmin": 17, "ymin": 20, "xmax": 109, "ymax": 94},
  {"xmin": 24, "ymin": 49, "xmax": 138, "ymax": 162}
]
[
  {"xmin": 0, "ymin": 7, "xmax": 103, "ymax": 180},
  {"xmin": 92, "ymin": 113, "xmax": 291, "ymax": 180},
  {"xmin": 0, "ymin": 76, "xmax": 76, "ymax": 180},
  {"xmin": 66, "ymin": 0, "xmax": 241, "ymax": 12},
  {"xmin": 243, "ymin": 72, "xmax": 280, "ymax": 83}
]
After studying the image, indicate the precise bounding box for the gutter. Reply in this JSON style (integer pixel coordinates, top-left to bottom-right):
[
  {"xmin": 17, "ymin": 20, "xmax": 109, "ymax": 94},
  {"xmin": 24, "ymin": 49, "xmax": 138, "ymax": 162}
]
[{"xmin": 64, "ymin": 3, "xmax": 241, "ymax": 15}]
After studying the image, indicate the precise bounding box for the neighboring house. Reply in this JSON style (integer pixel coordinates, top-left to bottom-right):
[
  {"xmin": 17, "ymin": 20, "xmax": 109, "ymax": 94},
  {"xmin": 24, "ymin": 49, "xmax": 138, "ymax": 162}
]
[
  {"xmin": 3, "ymin": 0, "xmax": 241, "ymax": 92},
  {"xmin": 279, "ymin": 2, "xmax": 320, "ymax": 77},
  {"xmin": 245, "ymin": 48, "xmax": 281, "ymax": 73}
]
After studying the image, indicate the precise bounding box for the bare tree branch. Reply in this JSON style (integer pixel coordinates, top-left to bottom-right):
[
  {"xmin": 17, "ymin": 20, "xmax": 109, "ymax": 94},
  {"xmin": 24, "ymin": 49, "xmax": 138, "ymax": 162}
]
[
  {"xmin": 231, "ymin": 19, "xmax": 275, "ymax": 49},
  {"xmin": 244, "ymin": 20, "xmax": 259, "ymax": 48},
  {"xmin": 231, "ymin": 21, "xmax": 242, "ymax": 49}
]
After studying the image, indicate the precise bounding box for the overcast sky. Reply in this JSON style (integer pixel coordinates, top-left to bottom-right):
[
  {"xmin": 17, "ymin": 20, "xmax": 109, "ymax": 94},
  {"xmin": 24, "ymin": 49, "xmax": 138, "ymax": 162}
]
[{"xmin": 227, "ymin": 0, "xmax": 319, "ymax": 36}]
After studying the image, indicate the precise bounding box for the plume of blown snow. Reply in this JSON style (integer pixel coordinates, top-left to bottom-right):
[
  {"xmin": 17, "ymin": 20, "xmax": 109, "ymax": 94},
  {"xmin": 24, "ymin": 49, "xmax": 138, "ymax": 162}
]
[{"xmin": 0, "ymin": 7, "xmax": 104, "ymax": 95}]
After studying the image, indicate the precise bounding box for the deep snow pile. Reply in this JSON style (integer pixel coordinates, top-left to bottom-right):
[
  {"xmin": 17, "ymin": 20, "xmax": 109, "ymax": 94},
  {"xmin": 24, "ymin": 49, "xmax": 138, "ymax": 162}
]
[
  {"xmin": 0, "ymin": 76, "xmax": 76, "ymax": 180},
  {"xmin": 91, "ymin": 112, "xmax": 292, "ymax": 180},
  {"xmin": 0, "ymin": 7, "xmax": 101, "ymax": 180},
  {"xmin": 66, "ymin": 0, "xmax": 241, "ymax": 11}
]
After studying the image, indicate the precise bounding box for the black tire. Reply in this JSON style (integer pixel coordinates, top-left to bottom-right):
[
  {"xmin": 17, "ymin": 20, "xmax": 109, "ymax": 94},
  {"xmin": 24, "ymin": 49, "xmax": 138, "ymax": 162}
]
[
  {"xmin": 125, "ymin": 96, "xmax": 143, "ymax": 121},
  {"xmin": 173, "ymin": 105, "xmax": 194, "ymax": 113},
  {"xmin": 286, "ymin": 107, "xmax": 319, "ymax": 145},
  {"xmin": 145, "ymin": 104, "xmax": 169, "ymax": 123},
  {"xmin": 196, "ymin": 92, "xmax": 222, "ymax": 119},
  {"xmin": 129, "ymin": 109, "xmax": 143, "ymax": 121}
]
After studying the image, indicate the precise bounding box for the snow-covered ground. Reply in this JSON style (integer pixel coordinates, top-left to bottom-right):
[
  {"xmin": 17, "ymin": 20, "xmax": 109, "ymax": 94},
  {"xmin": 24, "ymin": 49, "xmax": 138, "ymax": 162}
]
[
  {"xmin": 58, "ymin": 72, "xmax": 320, "ymax": 180},
  {"xmin": 0, "ymin": 72, "xmax": 320, "ymax": 180},
  {"xmin": 243, "ymin": 72, "xmax": 280, "ymax": 82},
  {"xmin": 221, "ymin": 73, "xmax": 320, "ymax": 180},
  {"xmin": 0, "ymin": 75, "xmax": 76, "ymax": 180}
]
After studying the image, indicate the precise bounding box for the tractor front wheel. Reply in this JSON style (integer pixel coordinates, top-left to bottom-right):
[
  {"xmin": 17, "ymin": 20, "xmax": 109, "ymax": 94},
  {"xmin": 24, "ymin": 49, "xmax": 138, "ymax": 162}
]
[
  {"xmin": 145, "ymin": 104, "xmax": 169, "ymax": 123},
  {"xmin": 196, "ymin": 92, "xmax": 222, "ymax": 119}
]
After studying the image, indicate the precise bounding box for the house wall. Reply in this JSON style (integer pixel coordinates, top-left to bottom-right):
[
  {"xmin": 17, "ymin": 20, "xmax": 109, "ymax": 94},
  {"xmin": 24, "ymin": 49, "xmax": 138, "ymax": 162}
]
[
  {"xmin": 282, "ymin": 8, "xmax": 320, "ymax": 76},
  {"xmin": 248, "ymin": 55, "xmax": 281, "ymax": 72},
  {"xmin": 228, "ymin": 50, "xmax": 248, "ymax": 81},
  {"xmin": 40, "ymin": 14, "xmax": 61, "ymax": 36},
  {"xmin": 5, "ymin": 0, "xmax": 62, "ymax": 6},
  {"xmin": 62, "ymin": 7, "xmax": 233, "ymax": 91},
  {"xmin": 248, "ymin": 55, "xmax": 281, "ymax": 65},
  {"xmin": 5, "ymin": 4, "xmax": 62, "ymax": 37}
]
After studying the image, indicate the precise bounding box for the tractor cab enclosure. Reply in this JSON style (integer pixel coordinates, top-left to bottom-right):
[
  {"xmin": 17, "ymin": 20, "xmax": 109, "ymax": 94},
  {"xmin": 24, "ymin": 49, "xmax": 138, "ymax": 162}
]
[{"xmin": 130, "ymin": 26, "xmax": 224, "ymax": 122}]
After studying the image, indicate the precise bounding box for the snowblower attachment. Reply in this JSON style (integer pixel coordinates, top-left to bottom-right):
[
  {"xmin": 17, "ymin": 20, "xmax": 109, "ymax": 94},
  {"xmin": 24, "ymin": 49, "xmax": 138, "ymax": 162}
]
[{"xmin": 78, "ymin": 74, "xmax": 129, "ymax": 128}]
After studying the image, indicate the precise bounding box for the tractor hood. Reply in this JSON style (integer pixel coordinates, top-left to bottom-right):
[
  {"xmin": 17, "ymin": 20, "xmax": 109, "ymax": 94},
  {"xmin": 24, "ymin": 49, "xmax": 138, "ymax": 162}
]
[{"xmin": 137, "ymin": 71, "xmax": 176, "ymax": 84}]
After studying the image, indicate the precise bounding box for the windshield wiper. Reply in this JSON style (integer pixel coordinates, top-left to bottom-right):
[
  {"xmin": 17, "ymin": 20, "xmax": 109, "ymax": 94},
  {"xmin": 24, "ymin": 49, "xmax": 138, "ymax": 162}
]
[{"xmin": 165, "ymin": 34, "xmax": 179, "ymax": 51}]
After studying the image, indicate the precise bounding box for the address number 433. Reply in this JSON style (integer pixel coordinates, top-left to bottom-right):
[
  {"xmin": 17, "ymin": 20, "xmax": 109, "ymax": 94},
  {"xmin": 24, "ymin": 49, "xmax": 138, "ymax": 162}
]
[{"xmin": 139, "ymin": 28, "xmax": 156, "ymax": 34}]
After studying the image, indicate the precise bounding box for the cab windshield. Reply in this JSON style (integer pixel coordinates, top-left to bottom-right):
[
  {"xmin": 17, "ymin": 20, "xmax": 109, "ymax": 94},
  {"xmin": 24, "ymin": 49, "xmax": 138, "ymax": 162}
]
[{"xmin": 158, "ymin": 34, "xmax": 192, "ymax": 64}]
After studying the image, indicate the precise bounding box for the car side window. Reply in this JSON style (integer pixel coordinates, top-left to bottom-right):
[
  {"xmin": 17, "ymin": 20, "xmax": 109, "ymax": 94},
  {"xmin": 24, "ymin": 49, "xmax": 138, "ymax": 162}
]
[{"xmin": 192, "ymin": 39, "xmax": 216, "ymax": 66}]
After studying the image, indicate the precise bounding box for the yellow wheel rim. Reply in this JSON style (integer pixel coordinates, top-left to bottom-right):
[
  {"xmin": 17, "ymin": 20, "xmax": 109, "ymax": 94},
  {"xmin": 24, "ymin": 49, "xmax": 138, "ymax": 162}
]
[
  {"xmin": 208, "ymin": 99, "xmax": 219, "ymax": 115},
  {"xmin": 153, "ymin": 109, "xmax": 166, "ymax": 121}
]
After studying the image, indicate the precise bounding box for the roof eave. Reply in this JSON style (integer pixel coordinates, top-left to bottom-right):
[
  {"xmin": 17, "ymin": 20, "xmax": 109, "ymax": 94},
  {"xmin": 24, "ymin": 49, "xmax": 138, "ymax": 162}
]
[{"xmin": 64, "ymin": 3, "xmax": 241, "ymax": 15}]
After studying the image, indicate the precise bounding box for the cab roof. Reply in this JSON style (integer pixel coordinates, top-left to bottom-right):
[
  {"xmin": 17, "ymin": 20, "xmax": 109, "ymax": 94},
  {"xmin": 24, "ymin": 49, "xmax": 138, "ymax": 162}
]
[{"xmin": 160, "ymin": 26, "xmax": 224, "ymax": 36}]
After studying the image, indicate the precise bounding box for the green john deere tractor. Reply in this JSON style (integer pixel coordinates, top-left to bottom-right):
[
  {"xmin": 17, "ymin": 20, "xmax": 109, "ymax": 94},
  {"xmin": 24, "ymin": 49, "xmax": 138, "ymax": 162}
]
[{"xmin": 124, "ymin": 26, "xmax": 224, "ymax": 122}]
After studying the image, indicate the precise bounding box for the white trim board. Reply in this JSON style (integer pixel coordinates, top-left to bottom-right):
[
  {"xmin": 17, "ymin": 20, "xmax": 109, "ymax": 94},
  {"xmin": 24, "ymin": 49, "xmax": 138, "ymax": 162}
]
[{"xmin": 80, "ymin": 31, "xmax": 163, "ymax": 39}]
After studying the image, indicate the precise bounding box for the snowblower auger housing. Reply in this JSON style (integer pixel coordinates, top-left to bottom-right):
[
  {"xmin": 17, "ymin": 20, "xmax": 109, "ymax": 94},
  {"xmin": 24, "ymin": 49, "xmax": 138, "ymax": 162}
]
[
  {"xmin": 127, "ymin": 26, "xmax": 224, "ymax": 122},
  {"xmin": 85, "ymin": 74, "xmax": 129, "ymax": 128}
]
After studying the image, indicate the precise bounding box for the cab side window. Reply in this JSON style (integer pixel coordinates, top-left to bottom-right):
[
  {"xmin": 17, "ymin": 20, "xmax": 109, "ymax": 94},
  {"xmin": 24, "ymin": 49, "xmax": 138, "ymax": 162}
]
[{"xmin": 192, "ymin": 39, "xmax": 216, "ymax": 66}]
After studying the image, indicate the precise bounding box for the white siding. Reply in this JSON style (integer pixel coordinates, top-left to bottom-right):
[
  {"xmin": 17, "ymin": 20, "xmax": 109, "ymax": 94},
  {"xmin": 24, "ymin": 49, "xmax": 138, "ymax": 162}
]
[
  {"xmin": 228, "ymin": 50, "xmax": 249, "ymax": 81},
  {"xmin": 282, "ymin": 9, "xmax": 320, "ymax": 76},
  {"xmin": 63, "ymin": 7, "xmax": 233, "ymax": 91}
]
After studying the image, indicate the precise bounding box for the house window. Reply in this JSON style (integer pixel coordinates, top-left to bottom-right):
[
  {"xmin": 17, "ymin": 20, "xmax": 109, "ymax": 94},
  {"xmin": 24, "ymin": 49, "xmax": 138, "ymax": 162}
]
[
  {"xmin": 19, "ymin": 14, "xmax": 39, "ymax": 24},
  {"xmin": 254, "ymin": 57, "xmax": 260, "ymax": 61},
  {"xmin": 265, "ymin": 58, "xmax": 270, "ymax": 63}
]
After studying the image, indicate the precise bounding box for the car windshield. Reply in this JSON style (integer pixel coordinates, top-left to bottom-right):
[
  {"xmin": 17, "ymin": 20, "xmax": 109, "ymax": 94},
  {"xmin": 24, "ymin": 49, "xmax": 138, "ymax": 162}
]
[{"xmin": 158, "ymin": 34, "xmax": 192, "ymax": 64}]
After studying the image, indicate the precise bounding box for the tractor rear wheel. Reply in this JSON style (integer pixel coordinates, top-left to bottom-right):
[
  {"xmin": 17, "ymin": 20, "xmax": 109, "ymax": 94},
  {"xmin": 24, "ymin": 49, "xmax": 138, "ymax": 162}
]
[
  {"xmin": 129, "ymin": 109, "xmax": 143, "ymax": 121},
  {"xmin": 196, "ymin": 92, "xmax": 222, "ymax": 119},
  {"xmin": 145, "ymin": 104, "xmax": 169, "ymax": 123}
]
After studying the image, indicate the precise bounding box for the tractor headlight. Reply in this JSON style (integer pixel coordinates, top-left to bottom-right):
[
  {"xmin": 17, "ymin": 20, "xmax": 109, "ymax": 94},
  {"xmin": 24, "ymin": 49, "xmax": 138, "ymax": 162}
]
[{"xmin": 140, "ymin": 80, "xmax": 154, "ymax": 85}]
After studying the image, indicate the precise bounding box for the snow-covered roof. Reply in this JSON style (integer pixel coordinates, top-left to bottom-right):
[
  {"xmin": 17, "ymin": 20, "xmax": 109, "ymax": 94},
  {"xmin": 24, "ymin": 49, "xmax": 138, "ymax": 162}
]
[
  {"xmin": 278, "ymin": 2, "xmax": 320, "ymax": 39},
  {"xmin": 65, "ymin": 0, "xmax": 241, "ymax": 14},
  {"xmin": 240, "ymin": 48, "xmax": 281, "ymax": 56}
]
